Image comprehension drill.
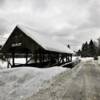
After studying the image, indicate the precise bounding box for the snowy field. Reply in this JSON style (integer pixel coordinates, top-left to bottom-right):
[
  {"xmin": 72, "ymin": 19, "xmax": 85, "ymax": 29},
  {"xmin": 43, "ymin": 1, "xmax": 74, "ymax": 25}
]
[{"xmin": 0, "ymin": 66, "xmax": 69, "ymax": 100}]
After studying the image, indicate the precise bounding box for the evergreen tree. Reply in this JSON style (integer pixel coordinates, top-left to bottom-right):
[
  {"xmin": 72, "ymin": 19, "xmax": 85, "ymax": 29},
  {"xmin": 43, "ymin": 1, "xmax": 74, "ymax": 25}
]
[
  {"xmin": 88, "ymin": 40, "xmax": 96, "ymax": 57},
  {"xmin": 0, "ymin": 45, "xmax": 2, "ymax": 48},
  {"xmin": 81, "ymin": 42, "xmax": 89, "ymax": 57},
  {"xmin": 77, "ymin": 49, "xmax": 81, "ymax": 56},
  {"xmin": 79, "ymin": 39, "xmax": 99, "ymax": 57},
  {"xmin": 97, "ymin": 38, "xmax": 100, "ymax": 56},
  {"xmin": 81, "ymin": 43, "xmax": 85, "ymax": 57}
]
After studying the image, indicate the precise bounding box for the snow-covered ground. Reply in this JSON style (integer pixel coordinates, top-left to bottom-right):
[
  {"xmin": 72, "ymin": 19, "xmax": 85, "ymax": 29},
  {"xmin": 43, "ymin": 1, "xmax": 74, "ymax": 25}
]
[
  {"xmin": 0, "ymin": 58, "xmax": 29, "ymax": 69},
  {"xmin": 0, "ymin": 56, "xmax": 95, "ymax": 100},
  {"xmin": 80, "ymin": 57, "xmax": 93, "ymax": 62},
  {"xmin": 0, "ymin": 66, "xmax": 68, "ymax": 100},
  {"xmin": 0, "ymin": 60, "xmax": 7, "ymax": 69},
  {"xmin": 72, "ymin": 56, "xmax": 94, "ymax": 62}
]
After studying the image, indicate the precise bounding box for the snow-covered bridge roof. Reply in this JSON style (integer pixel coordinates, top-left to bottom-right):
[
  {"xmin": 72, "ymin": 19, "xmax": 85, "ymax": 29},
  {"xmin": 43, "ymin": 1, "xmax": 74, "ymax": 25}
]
[{"xmin": 2, "ymin": 25, "xmax": 74, "ymax": 54}]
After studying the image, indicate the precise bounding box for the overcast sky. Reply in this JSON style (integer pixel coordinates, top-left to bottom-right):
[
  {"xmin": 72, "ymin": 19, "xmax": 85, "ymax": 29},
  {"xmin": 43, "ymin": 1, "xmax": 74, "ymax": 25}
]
[{"xmin": 0, "ymin": 0, "xmax": 100, "ymax": 50}]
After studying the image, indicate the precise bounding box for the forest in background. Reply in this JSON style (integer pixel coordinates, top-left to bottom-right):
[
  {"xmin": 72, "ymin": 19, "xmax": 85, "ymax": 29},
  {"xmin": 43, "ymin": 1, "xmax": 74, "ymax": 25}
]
[{"xmin": 77, "ymin": 38, "xmax": 100, "ymax": 58}]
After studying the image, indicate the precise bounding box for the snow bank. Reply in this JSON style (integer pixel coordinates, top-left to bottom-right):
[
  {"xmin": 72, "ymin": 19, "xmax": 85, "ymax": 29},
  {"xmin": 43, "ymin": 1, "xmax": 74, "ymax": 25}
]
[
  {"xmin": 72, "ymin": 56, "xmax": 94, "ymax": 62},
  {"xmin": 80, "ymin": 57, "xmax": 93, "ymax": 62},
  {"xmin": 0, "ymin": 60, "xmax": 7, "ymax": 69},
  {"xmin": 72, "ymin": 56, "xmax": 79, "ymax": 62},
  {"xmin": 0, "ymin": 66, "xmax": 68, "ymax": 100}
]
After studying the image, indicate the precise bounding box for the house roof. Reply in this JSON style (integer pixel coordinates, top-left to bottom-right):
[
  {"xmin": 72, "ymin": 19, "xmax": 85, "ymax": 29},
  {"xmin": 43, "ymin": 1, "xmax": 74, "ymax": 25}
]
[{"xmin": 2, "ymin": 25, "xmax": 74, "ymax": 54}]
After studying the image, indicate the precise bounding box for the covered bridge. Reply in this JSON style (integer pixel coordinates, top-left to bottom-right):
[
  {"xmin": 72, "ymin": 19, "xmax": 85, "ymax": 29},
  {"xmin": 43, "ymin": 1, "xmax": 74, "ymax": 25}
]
[{"xmin": 1, "ymin": 25, "xmax": 73, "ymax": 68}]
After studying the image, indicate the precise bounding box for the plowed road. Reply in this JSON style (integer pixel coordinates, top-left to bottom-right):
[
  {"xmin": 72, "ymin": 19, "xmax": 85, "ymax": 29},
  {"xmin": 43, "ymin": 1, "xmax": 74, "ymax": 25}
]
[{"xmin": 26, "ymin": 61, "xmax": 100, "ymax": 100}]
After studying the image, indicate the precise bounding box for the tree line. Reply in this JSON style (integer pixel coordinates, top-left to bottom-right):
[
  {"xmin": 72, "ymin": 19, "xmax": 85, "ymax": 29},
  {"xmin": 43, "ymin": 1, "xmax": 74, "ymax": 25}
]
[{"xmin": 77, "ymin": 38, "xmax": 100, "ymax": 57}]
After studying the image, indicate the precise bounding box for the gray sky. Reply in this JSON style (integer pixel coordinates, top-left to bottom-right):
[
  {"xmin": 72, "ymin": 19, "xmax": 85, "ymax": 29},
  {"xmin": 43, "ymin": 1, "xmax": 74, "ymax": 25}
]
[{"xmin": 0, "ymin": 0, "xmax": 100, "ymax": 50}]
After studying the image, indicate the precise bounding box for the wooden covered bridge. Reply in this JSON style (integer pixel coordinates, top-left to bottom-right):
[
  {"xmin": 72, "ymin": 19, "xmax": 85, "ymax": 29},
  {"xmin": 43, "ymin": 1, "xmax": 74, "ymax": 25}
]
[{"xmin": 1, "ymin": 25, "xmax": 73, "ymax": 68}]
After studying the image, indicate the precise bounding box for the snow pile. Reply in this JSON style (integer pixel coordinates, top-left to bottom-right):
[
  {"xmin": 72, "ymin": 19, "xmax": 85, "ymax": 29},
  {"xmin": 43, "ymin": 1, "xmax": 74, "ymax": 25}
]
[
  {"xmin": 72, "ymin": 56, "xmax": 80, "ymax": 62},
  {"xmin": 80, "ymin": 57, "xmax": 93, "ymax": 62},
  {"xmin": 0, "ymin": 66, "xmax": 68, "ymax": 100},
  {"xmin": 0, "ymin": 60, "xmax": 7, "ymax": 69}
]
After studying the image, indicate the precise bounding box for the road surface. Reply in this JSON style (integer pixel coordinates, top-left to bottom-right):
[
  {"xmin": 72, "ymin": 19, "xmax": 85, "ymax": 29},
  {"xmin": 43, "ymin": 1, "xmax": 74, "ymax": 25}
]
[{"xmin": 25, "ymin": 60, "xmax": 100, "ymax": 100}]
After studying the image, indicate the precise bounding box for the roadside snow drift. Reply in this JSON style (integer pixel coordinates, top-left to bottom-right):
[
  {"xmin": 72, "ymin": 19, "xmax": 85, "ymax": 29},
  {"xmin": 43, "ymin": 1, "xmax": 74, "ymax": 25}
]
[
  {"xmin": 80, "ymin": 57, "xmax": 93, "ymax": 62},
  {"xmin": 0, "ymin": 66, "xmax": 68, "ymax": 100}
]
